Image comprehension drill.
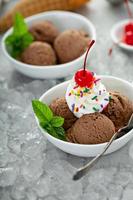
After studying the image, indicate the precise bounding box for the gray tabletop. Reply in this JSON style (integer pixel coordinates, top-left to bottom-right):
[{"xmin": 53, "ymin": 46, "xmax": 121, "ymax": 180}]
[{"xmin": 0, "ymin": 0, "xmax": 133, "ymax": 200}]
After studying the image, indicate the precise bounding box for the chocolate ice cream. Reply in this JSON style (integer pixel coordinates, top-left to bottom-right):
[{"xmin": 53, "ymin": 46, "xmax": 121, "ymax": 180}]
[
  {"xmin": 29, "ymin": 21, "xmax": 59, "ymax": 43},
  {"xmin": 103, "ymin": 92, "xmax": 133, "ymax": 131},
  {"xmin": 50, "ymin": 97, "xmax": 77, "ymax": 130},
  {"xmin": 54, "ymin": 29, "xmax": 90, "ymax": 63},
  {"xmin": 78, "ymin": 29, "xmax": 90, "ymax": 38},
  {"xmin": 66, "ymin": 113, "xmax": 115, "ymax": 144},
  {"xmin": 21, "ymin": 41, "xmax": 57, "ymax": 65}
]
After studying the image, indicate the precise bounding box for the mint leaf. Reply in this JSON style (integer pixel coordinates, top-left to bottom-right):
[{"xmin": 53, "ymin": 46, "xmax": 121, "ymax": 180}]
[
  {"xmin": 45, "ymin": 125, "xmax": 60, "ymax": 139},
  {"xmin": 54, "ymin": 127, "xmax": 66, "ymax": 141},
  {"xmin": 40, "ymin": 121, "xmax": 49, "ymax": 128},
  {"xmin": 13, "ymin": 13, "xmax": 28, "ymax": 36},
  {"xmin": 45, "ymin": 125, "xmax": 66, "ymax": 141},
  {"xmin": 32, "ymin": 100, "xmax": 53, "ymax": 123},
  {"xmin": 41, "ymin": 123, "xmax": 64, "ymax": 140},
  {"xmin": 40, "ymin": 115, "xmax": 66, "ymax": 141},
  {"xmin": 5, "ymin": 13, "xmax": 34, "ymax": 58},
  {"xmin": 22, "ymin": 32, "xmax": 34, "ymax": 49},
  {"xmin": 55, "ymin": 127, "xmax": 65, "ymax": 136},
  {"xmin": 50, "ymin": 116, "xmax": 64, "ymax": 127},
  {"xmin": 32, "ymin": 99, "xmax": 66, "ymax": 141},
  {"xmin": 6, "ymin": 33, "xmax": 33, "ymax": 58}
]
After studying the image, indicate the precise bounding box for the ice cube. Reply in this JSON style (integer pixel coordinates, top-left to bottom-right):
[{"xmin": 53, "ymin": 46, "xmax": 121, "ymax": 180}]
[
  {"xmin": 33, "ymin": 174, "xmax": 50, "ymax": 197},
  {"xmin": 26, "ymin": 188, "xmax": 37, "ymax": 200},
  {"xmin": 0, "ymin": 76, "xmax": 8, "ymax": 89},
  {"xmin": 21, "ymin": 156, "xmax": 43, "ymax": 182},
  {"xmin": 0, "ymin": 189, "xmax": 11, "ymax": 200},
  {"xmin": 0, "ymin": 166, "xmax": 18, "ymax": 187},
  {"xmin": 21, "ymin": 139, "xmax": 46, "ymax": 182},
  {"xmin": 11, "ymin": 177, "xmax": 27, "ymax": 200}
]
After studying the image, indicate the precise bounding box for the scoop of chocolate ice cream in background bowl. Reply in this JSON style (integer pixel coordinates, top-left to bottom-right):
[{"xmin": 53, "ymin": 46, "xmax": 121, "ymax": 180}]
[
  {"xmin": 34, "ymin": 75, "xmax": 133, "ymax": 157},
  {"xmin": 2, "ymin": 11, "xmax": 96, "ymax": 79}
]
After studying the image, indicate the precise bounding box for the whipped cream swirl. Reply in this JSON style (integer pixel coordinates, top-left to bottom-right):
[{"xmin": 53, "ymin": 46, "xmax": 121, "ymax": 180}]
[{"xmin": 66, "ymin": 75, "xmax": 110, "ymax": 118}]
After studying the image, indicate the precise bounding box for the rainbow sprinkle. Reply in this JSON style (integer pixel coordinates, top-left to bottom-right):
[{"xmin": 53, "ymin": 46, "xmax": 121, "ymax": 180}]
[
  {"xmin": 94, "ymin": 78, "xmax": 101, "ymax": 84},
  {"xmin": 75, "ymin": 107, "xmax": 79, "ymax": 112},
  {"xmin": 73, "ymin": 85, "xmax": 78, "ymax": 89},
  {"xmin": 93, "ymin": 107, "xmax": 99, "ymax": 112},
  {"xmin": 99, "ymin": 90, "xmax": 102, "ymax": 95},
  {"xmin": 92, "ymin": 95, "xmax": 97, "ymax": 100},
  {"xmin": 72, "ymin": 104, "xmax": 75, "ymax": 112},
  {"xmin": 80, "ymin": 91, "xmax": 83, "ymax": 97},
  {"xmin": 83, "ymin": 88, "xmax": 90, "ymax": 93}
]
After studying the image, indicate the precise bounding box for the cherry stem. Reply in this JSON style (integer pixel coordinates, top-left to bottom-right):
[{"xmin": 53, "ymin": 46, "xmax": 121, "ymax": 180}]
[
  {"xmin": 124, "ymin": 0, "xmax": 133, "ymax": 19},
  {"xmin": 83, "ymin": 40, "xmax": 95, "ymax": 76}
]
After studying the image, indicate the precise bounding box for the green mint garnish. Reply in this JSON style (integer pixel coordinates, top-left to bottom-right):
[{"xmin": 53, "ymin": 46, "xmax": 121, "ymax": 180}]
[
  {"xmin": 5, "ymin": 13, "xmax": 34, "ymax": 58},
  {"xmin": 32, "ymin": 100, "xmax": 53, "ymax": 122},
  {"xmin": 32, "ymin": 100, "xmax": 66, "ymax": 141},
  {"xmin": 50, "ymin": 116, "xmax": 64, "ymax": 127}
]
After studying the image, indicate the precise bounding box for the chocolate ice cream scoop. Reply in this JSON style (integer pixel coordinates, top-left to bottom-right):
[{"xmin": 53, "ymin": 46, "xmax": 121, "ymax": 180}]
[
  {"xmin": 29, "ymin": 21, "xmax": 59, "ymax": 43},
  {"xmin": 54, "ymin": 29, "xmax": 90, "ymax": 63},
  {"xmin": 50, "ymin": 97, "xmax": 77, "ymax": 130},
  {"xmin": 21, "ymin": 41, "xmax": 57, "ymax": 66},
  {"xmin": 103, "ymin": 91, "xmax": 133, "ymax": 131},
  {"xmin": 66, "ymin": 113, "xmax": 115, "ymax": 144}
]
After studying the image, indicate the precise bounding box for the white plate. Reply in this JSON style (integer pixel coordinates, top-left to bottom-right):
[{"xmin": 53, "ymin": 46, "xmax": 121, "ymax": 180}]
[
  {"xmin": 34, "ymin": 75, "xmax": 133, "ymax": 157},
  {"xmin": 111, "ymin": 19, "xmax": 133, "ymax": 51},
  {"xmin": 2, "ymin": 11, "xmax": 96, "ymax": 79}
]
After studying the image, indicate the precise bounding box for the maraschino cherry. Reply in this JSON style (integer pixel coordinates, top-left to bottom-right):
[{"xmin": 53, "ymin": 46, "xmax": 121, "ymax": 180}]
[
  {"xmin": 123, "ymin": 0, "xmax": 133, "ymax": 45},
  {"xmin": 75, "ymin": 40, "xmax": 95, "ymax": 88},
  {"xmin": 124, "ymin": 22, "xmax": 133, "ymax": 33},
  {"xmin": 123, "ymin": 31, "xmax": 133, "ymax": 45}
]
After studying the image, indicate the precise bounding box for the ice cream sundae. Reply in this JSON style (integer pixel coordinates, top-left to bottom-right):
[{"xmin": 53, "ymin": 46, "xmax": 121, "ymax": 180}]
[{"xmin": 33, "ymin": 40, "xmax": 133, "ymax": 144}]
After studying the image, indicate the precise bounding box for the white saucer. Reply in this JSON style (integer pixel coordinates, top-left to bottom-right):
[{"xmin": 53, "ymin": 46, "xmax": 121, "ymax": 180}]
[{"xmin": 111, "ymin": 19, "xmax": 133, "ymax": 51}]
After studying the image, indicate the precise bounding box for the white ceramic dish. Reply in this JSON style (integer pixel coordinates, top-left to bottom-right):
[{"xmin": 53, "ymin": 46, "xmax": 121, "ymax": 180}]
[
  {"xmin": 111, "ymin": 19, "xmax": 133, "ymax": 51},
  {"xmin": 2, "ymin": 11, "xmax": 96, "ymax": 79},
  {"xmin": 34, "ymin": 75, "xmax": 133, "ymax": 157}
]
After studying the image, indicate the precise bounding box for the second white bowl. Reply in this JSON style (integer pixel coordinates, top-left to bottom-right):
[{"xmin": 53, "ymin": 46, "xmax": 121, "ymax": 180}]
[
  {"xmin": 2, "ymin": 11, "xmax": 96, "ymax": 79},
  {"xmin": 34, "ymin": 75, "xmax": 133, "ymax": 157}
]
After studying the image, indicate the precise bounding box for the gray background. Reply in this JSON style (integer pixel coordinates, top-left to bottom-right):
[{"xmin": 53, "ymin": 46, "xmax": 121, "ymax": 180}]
[{"xmin": 0, "ymin": 0, "xmax": 133, "ymax": 199}]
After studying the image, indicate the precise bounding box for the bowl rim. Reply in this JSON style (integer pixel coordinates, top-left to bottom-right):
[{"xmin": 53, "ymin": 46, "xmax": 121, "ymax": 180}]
[
  {"xmin": 34, "ymin": 75, "xmax": 133, "ymax": 148},
  {"xmin": 2, "ymin": 10, "xmax": 96, "ymax": 70},
  {"xmin": 111, "ymin": 18, "xmax": 133, "ymax": 50}
]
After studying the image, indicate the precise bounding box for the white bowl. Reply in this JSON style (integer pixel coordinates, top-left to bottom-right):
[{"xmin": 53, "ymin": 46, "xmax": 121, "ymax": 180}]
[
  {"xmin": 2, "ymin": 11, "xmax": 96, "ymax": 79},
  {"xmin": 111, "ymin": 19, "xmax": 133, "ymax": 51},
  {"xmin": 34, "ymin": 75, "xmax": 133, "ymax": 157}
]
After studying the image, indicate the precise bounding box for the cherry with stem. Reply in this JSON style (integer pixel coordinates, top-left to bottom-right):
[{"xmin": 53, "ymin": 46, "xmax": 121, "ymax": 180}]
[{"xmin": 75, "ymin": 40, "xmax": 95, "ymax": 88}]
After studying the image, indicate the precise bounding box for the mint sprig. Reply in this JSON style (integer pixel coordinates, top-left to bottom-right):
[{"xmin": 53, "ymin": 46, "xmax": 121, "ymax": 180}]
[
  {"xmin": 5, "ymin": 13, "xmax": 34, "ymax": 58},
  {"xmin": 32, "ymin": 100, "xmax": 66, "ymax": 141}
]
